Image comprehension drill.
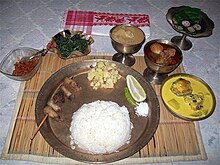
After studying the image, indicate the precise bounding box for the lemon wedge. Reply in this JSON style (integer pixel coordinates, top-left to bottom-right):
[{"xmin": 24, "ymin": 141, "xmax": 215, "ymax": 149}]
[{"xmin": 126, "ymin": 75, "xmax": 146, "ymax": 102}]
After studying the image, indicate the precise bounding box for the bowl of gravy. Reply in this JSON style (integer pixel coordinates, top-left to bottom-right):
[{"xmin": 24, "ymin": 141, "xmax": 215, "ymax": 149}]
[{"xmin": 110, "ymin": 24, "xmax": 145, "ymax": 54}]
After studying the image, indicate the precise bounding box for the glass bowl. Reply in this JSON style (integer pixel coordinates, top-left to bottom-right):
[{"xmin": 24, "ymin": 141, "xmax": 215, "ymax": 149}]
[{"xmin": 0, "ymin": 47, "xmax": 42, "ymax": 81}]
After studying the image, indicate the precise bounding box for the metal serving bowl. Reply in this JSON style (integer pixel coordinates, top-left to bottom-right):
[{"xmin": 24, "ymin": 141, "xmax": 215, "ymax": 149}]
[
  {"xmin": 110, "ymin": 24, "xmax": 145, "ymax": 66},
  {"xmin": 143, "ymin": 39, "xmax": 183, "ymax": 84},
  {"xmin": 47, "ymin": 30, "xmax": 94, "ymax": 60},
  {"xmin": 110, "ymin": 25, "xmax": 145, "ymax": 54},
  {"xmin": 0, "ymin": 47, "xmax": 42, "ymax": 81},
  {"xmin": 166, "ymin": 6, "xmax": 214, "ymax": 50},
  {"xmin": 144, "ymin": 39, "xmax": 183, "ymax": 73}
]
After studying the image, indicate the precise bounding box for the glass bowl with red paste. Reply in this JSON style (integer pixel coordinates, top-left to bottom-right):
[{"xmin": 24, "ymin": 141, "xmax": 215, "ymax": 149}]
[
  {"xmin": 144, "ymin": 39, "xmax": 183, "ymax": 74},
  {"xmin": 0, "ymin": 47, "xmax": 42, "ymax": 81}
]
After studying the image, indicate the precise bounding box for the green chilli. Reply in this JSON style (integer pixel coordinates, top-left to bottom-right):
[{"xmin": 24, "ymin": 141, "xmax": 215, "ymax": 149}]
[{"xmin": 124, "ymin": 87, "xmax": 137, "ymax": 107}]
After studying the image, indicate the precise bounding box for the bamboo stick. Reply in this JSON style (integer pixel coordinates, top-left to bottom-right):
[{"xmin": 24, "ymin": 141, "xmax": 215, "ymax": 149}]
[
  {"xmin": 26, "ymin": 119, "xmax": 35, "ymax": 153},
  {"xmin": 30, "ymin": 114, "xmax": 48, "ymax": 141}
]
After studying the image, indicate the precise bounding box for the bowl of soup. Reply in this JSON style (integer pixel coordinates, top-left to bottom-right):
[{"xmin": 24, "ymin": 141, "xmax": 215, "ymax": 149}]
[
  {"xmin": 144, "ymin": 39, "xmax": 183, "ymax": 73},
  {"xmin": 110, "ymin": 25, "xmax": 145, "ymax": 54}
]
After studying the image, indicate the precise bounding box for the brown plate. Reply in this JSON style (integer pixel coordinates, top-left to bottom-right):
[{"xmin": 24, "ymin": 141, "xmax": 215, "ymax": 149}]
[{"xmin": 35, "ymin": 59, "xmax": 160, "ymax": 163}]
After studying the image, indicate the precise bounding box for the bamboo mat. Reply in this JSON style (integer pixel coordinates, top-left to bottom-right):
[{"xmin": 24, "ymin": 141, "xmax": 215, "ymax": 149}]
[{"xmin": 1, "ymin": 53, "xmax": 207, "ymax": 164}]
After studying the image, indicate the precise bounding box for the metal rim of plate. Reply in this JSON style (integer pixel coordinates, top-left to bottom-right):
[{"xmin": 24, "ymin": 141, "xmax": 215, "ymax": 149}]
[
  {"xmin": 160, "ymin": 73, "xmax": 216, "ymax": 121},
  {"xmin": 35, "ymin": 59, "xmax": 160, "ymax": 163}
]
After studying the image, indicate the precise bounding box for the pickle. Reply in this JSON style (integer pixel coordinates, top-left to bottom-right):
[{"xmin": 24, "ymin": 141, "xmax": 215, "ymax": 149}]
[{"xmin": 124, "ymin": 87, "xmax": 137, "ymax": 107}]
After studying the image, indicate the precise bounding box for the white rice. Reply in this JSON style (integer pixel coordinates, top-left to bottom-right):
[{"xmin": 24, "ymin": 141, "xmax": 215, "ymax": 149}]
[{"xmin": 69, "ymin": 100, "xmax": 133, "ymax": 154}]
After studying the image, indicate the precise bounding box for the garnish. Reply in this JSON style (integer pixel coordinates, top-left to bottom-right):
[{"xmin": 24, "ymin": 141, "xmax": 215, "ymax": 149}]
[{"xmin": 126, "ymin": 75, "xmax": 146, "ymax": 102}]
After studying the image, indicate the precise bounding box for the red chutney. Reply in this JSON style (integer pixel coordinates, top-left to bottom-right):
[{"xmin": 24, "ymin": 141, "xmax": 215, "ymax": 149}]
[
  {"xmin": 145, "ymin": 43, "xmax": 181, "ymax": 66},
  {"xmin": 12, "ymin": 57, "xmax": 38, "ymax": 76}
]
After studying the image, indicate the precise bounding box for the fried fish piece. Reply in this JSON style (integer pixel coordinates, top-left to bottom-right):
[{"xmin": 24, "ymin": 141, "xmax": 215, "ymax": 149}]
[{"xmin": 170, "ymin": 78, "xmax": 193, "ymax": 96}]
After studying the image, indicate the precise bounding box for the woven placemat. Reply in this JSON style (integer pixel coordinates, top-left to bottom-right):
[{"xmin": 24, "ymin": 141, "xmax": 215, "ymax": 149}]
[{"xmin": 1, "ymin": 53, "xmax": 207, "ymax": 164}]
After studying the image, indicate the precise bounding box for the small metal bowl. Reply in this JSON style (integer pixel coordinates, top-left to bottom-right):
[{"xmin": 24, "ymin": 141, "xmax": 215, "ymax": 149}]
[
  {"xmin": 143, "ymin": 39, "xmax": 183, "ymax": 84},
  {"xmin": 144, "ymin": 39, "xmax": 183, "ymax": 73},
  {"xmin": 166, "ymin": 6, "xmax": 214, "ymax": 38},
  {"xmin": 110, "ymin": 24, "xmax": 145, "ymax": 54},
  {"xmin": 47, "ymin": 30, "xmax": 94, "ymax": 60},
  {"xmin": 110, "ymin": 24, "xmax": 145, "ymax": 66},
  {"xmin": 166, "ymin": 6, "xmax": 214, "ymax": 50},
  {"xmin": 0, "ymin": 47, "xmax": 42, "ymax": 81}
]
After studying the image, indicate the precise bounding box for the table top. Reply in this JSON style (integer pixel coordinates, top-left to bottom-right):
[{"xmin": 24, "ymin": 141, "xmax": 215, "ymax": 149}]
[{"xmin": 0, "ymin": 0, "xmax": 219, "ymax": 165}]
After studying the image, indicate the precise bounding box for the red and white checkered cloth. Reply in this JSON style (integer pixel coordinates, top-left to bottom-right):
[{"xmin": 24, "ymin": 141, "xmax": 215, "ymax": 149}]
[{"xmin": 61, "ymin": 10, "xmax": 151, "ymax": 38}]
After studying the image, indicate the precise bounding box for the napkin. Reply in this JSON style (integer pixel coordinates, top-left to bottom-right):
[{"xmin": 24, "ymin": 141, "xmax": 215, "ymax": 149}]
[{"xmin": 62, "ymin": 10, "xmax": 151, "ymax": 38}]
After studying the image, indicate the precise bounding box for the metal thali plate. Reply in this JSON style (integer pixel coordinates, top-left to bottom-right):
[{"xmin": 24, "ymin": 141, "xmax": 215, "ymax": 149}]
[{"xmin": 35, "ymin": 59, "xmax": 160, "ymax": 163}]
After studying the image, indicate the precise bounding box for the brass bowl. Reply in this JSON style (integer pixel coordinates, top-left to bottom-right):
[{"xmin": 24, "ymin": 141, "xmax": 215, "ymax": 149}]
[
  {"xmin": 166, "ymin": 6, "xmax": 214, "ymax": 38},
  {"xmin": 166, "ymin": 6, "xmax": 214, "ymax": 50},
  {"xmin": 144, "ymin": 39, "xmax": 183, "ymax": 73},
  {"xmin": 110, "ymin": 25, "xmax": 145, "ymax": 54},
  {"xmin": 47, "ymin": 30, "xmax": 94, "ymax": 60},
  {"xmin": 109, "ymin": 24, "xmax": 145, "ymax": 66},
  {"xmin": 143, "ymin": 39, "xmax": 183, "ymax": 84}
]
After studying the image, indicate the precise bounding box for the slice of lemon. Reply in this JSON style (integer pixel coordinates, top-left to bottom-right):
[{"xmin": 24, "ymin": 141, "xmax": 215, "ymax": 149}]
[{"xmin": 126, "ymin": 75, "xmax": 146, "ymax": 102}]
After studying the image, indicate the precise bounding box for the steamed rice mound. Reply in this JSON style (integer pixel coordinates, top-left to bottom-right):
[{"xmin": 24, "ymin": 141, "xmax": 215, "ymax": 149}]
[{"xmin": 69, "ymin": 100, "xmax": 133, "ymax": 154}]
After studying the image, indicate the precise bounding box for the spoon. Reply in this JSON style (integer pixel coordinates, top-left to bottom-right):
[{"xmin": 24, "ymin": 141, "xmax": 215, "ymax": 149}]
[{"xmin": 21, "ymin": 48, "xmax": 48, "ymax": 62}]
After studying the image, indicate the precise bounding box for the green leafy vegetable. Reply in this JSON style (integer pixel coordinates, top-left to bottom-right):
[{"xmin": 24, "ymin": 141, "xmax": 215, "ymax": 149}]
[
  {"xmin": 55, "ymin": 33, "xmax": 91, "ymax": 58},
  {"xmin": 173, "ymin": 7, "xmax": 201, "ymax": 25},
  {"xmin": 173, "ymin": 7, "xmax": 202, "ymax": 34}
]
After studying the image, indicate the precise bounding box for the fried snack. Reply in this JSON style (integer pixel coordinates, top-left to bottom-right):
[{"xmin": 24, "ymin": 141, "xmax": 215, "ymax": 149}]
[{"xmin": 170, "ymin": 78, "xmax": 193, "ymax": 96}]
